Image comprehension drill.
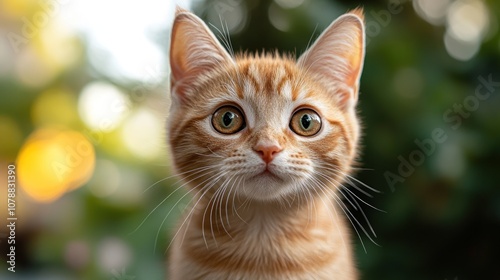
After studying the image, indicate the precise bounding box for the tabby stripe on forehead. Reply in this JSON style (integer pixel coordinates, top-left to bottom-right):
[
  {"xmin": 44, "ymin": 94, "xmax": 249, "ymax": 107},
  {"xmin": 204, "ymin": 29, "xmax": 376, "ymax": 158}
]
[
  {"xmin": 264, "ymin": 68, "xmax": 275, "ymax": 94},
  {"xmin": 234, "ymin": 77, "xmax": 244, "ymax": 99},
  {"xmin": 226, "ymin": 72, "xmax": 244, "ymax": 99},
  {"xmin": 276, "ymin": 74, "xmax": 289, "ymax": 96},
  {"xmin": 241, "ymin": 63, "xmax": 261, "ymax": 92},
  {"xmin": 275, "ymin": 64, "xmax": 293, "ymax": 97}
]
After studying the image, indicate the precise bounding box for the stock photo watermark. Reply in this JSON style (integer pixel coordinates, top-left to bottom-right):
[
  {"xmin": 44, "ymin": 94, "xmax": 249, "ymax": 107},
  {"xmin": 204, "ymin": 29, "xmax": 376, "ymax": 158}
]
[
  {"xmin": 51, "ymin": 140, "xmax": 93, "ymax": 181},
  {"xmin": 364, "ymin": 0, "xmax": 407, "ymax": 45},
  {"xmin": 6, "ymin": 0, "xmax": 70, "ymax": 53},
  {"xmin": 84, "ymin": 65, "xmax": 168, "ymax": 147},
  {"xmin": 6, "ymin": 164, "xmax": 17, "ymax": 272},
  {"xmin": 385, "ymin": 74, "xmax": 499, "ymax": 192}
]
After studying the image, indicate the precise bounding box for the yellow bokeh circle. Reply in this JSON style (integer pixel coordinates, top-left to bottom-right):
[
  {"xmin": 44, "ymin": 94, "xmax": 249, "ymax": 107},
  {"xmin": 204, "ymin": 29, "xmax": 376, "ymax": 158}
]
[{"xmin": 17, "ymin": 128, "xmax": 95, "ymax": 203}]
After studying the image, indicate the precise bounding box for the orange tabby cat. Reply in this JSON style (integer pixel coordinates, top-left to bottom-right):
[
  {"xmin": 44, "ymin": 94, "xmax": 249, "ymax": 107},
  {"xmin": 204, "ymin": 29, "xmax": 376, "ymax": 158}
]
[{"xmin": 168, "ymin": 7, "xmax": 365, "ymax": 280}]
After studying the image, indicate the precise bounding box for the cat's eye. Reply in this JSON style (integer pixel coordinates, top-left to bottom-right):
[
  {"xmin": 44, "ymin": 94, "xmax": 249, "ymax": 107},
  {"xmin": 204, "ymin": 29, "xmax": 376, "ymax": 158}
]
[
  {"xmin": 290, "ymin": 109, "xmax": 322, "ymax": 137},
  {"xmin": 212, "ymin": 106, "xmax": 246, "ymax": 134}
]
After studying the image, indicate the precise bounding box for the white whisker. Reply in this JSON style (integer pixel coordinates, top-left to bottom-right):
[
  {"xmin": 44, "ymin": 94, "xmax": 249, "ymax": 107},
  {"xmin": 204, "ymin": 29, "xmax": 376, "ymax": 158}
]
[
  {"xmin": 130, "ymin": 166, "xmax": 219, "ymax": 235},
  {"xmin": 166, "ymin": 170, "xmax": 227, "ymax": 252}
]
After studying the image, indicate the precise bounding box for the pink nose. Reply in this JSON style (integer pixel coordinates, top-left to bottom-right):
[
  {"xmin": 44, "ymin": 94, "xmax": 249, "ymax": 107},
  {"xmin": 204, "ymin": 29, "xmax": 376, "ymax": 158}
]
[{"xmin": 254, "ymin": 145, "xmax": 283, "ymax": 164}]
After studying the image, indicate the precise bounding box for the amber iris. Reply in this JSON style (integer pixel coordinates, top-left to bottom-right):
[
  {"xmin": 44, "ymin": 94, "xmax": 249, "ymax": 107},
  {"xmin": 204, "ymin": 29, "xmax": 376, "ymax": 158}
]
[
  {"xmin": 290, "ymin": 109, "xmax": 322, "ymax": 136},
  {"xmin": 212, "ymin": 106, "xmax": 245, "ymax": 134}
]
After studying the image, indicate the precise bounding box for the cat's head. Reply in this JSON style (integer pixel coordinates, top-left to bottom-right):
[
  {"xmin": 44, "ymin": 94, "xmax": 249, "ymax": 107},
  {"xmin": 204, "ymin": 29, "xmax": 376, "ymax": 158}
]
[{"xmin": 168, "ymin": 8, "xmax": 365, "ymax": 202}]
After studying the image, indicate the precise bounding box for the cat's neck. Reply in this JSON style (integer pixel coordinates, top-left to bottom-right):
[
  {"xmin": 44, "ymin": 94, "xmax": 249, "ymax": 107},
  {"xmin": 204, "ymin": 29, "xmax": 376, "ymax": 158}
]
[{"xmin": 193, "ymin": 190, "xmax": 340, "ymax": 237}]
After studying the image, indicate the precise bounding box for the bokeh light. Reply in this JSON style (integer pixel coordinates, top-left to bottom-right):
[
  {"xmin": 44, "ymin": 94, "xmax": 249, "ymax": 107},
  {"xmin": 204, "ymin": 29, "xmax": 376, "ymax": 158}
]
[
  {"xmin": 1, "ymin": 0, "xmax": 38, "ymax": 19},
  {"xmin": 413, "ymin": 0, "xmax": 452, "ymax": 25},
  {"xmin": 444, "ymin": 30, "xmax": 481, "ymax": 61},
  {"xmin": 269, "ymin": 2, "xmax": 290, "ymax": 32},
  {"xmin": 34, "ymin": 20, "xmax": 82, "ymax": 73},
  {"xmin": 59, "ymin": 0, "xmax": 177, "ymax": 83},
  {"xmin": 17, "ymin": 128, "xmax": 95, "ymax": 202},
  {"xmin": 274, "ymin": 0, "xmax": 305, "ymax": 9},
  {"xmin": 121, "ymin": 107, "xmax": 165, "ymax": 161},
  {"xmin": 446, "ymin": 0, "xmax": 489, "ymax": 43},
  {"xmin": 414, "ymin": 0, "xmax": 492, "ymax": 61},
  {"xmin": 206, "ymin": 0, "xmax": 248, "ymax": 34},
  {"xmin": 78, "ymin": 81, "xmax": 130, "ymax": 132},
  {"xmin": 443, "ymin": 0, "xmax": 489, "ymax": 61},
  {"xmin": 98, "ymin": 237, "xmax": 132, "ymax": 272}
]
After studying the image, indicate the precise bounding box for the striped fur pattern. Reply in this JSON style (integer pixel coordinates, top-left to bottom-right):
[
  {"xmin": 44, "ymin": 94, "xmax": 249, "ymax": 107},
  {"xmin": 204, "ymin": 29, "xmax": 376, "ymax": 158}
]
[{"xmin": 168, "ymin": 7, "xmax": 365, "ymax": 280}]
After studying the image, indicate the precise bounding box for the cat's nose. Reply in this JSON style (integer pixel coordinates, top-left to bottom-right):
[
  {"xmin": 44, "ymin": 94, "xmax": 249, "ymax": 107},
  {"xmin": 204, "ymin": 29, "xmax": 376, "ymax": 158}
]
[{"xmin": 254, "ymin": 144, "xmax": 283, "ymax": 164}]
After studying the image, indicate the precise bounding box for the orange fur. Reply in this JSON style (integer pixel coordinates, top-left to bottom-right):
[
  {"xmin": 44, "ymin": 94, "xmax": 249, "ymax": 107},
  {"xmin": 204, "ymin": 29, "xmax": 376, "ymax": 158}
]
[{"xmin": 168, "ymin": 7, "xmax": 365, "ymax": 280}]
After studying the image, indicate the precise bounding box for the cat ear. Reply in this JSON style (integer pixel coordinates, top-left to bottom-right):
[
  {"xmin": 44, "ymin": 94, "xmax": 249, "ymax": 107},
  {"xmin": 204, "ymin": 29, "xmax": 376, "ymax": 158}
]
[
  {"xmin": 298, "ymin": 9, "xmax": 365, "ymax": 110},
  {"xmin": 170, "ymin": 7, "xmax": 233, "ymax": 103}
]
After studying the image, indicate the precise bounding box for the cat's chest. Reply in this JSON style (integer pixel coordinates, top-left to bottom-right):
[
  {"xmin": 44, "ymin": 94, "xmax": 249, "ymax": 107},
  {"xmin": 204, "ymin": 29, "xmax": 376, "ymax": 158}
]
[{"xmin": 183, "ymin": 211, "xmax": 338, "ymax": 274}]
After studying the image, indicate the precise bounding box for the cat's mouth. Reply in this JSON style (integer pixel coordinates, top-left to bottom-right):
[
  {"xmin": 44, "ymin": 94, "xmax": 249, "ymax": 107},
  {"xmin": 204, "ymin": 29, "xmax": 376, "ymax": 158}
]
[
  {"xmin": 261, "ymin": 170, "xmax": 281, "ymax": 179},
  {"xmin": 240, "ymin": 168, "xmax": 291, "ymax": 201},
  {"xmin": 252, "ymin": 168, "xmax": 284, "ymax": 182}
]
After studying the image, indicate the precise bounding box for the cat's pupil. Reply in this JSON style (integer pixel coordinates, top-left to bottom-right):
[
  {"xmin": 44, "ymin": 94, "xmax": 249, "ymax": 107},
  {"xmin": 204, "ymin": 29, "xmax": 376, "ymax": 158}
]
[
  {"xmin": 223, "ymin": 112, "xmax": 235, "ymax": 127},
  {"xmin": 301, "ymin": 114, "xmax": 312, "ymax": 130}
]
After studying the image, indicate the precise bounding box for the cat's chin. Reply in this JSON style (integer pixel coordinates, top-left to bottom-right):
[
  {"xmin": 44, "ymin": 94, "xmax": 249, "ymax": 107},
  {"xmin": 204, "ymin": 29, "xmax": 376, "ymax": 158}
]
[
  {"xmin": 238, "ymin": 172, "xmax": 298, "ymax": 201},
  {"xmin": 254, "ymin": 170, "xmax": 283, "ymax": 182}
]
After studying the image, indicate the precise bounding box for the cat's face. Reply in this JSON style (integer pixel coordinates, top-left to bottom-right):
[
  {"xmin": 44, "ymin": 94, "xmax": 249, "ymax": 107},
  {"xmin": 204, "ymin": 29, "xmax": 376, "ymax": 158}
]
[{"xmin": 168, "ymin": 8, "xmax": 365, "ymax": 202}]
